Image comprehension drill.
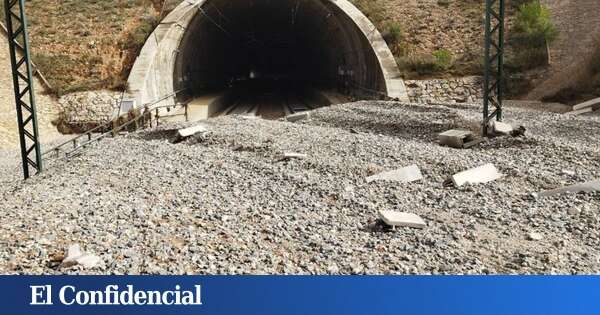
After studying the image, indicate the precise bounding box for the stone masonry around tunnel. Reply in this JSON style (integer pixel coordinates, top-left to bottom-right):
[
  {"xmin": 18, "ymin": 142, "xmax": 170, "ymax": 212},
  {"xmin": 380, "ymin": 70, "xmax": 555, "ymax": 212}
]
[{"xmin": 125, "ymin": 0, "xmax": 409, "ymax": 114}]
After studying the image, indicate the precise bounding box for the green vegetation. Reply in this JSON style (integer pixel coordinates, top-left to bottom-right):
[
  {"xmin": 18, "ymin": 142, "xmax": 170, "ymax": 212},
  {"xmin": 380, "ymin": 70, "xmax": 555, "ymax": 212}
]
[
  {"xmin": 506, "ymin": 1, "xmax": 558, "ymax": 71},
  {"xmin": 396, "ymin": 49, "xmax": 455, "ymax": 76}
]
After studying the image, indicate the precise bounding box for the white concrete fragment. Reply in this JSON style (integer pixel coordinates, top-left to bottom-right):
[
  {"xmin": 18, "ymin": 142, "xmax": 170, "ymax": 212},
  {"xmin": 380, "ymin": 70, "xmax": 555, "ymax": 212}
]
[
  {"xmin": 561, "ymin": 170, "xmax": 575, "ymax": 176},
  {"xmin": 538, "ymin": 180, "xmax": 600, "ymax": 198},
  {"xmin": 572, "ymin": 97, "xmax": 600, "ymax": 111},
  {"xmin": 75, "ymin": 254, "xmax": 102, "ymax": 269},
  {"xmin": 378, "ymin": 211, "xmax": 426, "ymax": 229},
  {"xmin": 281, "ymin": 152, "xmax": 307, "ymax": 160},
  {"xmin": 438, "ymin": 129, "xmax": 473, "ymax": 148},
  {"xmin": 565, "ymin": 107, "xmax": 593, "ymax": 116},
  {"xmin": 178, "ymin": 124, "xmax": 208, "ymax": 139},
  {"xmin": 451, "ymin": 163, "xmax": 503, "ymax": 187},
  {"xmin": 286, "ymin": 112, "xmax": 311, "ymax": 122},
  {"xmin": 62, "ymin": 244, "xmax": 83, "ymax": 265},
  {"xmin": 492, "ymin": 121, "xmax": 513, "ymax": 135},
  {"xmin": 61, "ymin": 244, "xmax": 101, "ymax": 269},
  {"xmin": 366, "ymin": 165, "xmax": 423, "ymax": 183},
  {"xmin": 528, "ymin": 232, "xmax": 543, "ymax": 241}
]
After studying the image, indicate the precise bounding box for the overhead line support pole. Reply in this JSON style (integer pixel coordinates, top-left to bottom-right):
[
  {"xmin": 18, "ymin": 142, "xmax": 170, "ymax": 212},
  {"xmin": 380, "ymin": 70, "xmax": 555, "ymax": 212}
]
[
  {"xmin": 3, "ymin": 0, "xmax": 42, "ymax": 179},
  {"xmin": 483, "ymin": 0, "xmax": 506, "ymax": 136}
]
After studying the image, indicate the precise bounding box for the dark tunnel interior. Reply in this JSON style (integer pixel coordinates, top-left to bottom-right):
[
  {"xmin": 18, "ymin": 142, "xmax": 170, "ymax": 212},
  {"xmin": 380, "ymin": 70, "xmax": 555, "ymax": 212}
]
[{"xmin": 174, "ymin": 0, "xmax": 387, "ymax": 117}]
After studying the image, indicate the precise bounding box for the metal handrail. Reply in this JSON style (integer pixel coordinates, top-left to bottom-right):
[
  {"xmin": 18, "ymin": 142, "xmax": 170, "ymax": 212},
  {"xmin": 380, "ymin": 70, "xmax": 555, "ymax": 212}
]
[{"xmin": 43, "ymin": 88, "xmax": 189, "ymax": 160}]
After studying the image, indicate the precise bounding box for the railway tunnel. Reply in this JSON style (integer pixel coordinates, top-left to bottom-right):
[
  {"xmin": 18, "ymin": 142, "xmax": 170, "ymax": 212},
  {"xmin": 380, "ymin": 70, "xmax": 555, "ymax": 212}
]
[{"xmin": 126, "ymin": 0, "xmax": 408, "ymax": 119}]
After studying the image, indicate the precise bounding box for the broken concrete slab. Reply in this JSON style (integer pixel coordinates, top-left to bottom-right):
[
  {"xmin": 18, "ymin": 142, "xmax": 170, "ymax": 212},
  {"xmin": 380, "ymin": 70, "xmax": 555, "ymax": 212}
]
[
  {"xmin": 528, "ymin": 232, "xmax": 543, "ymax": 241},
  {"xmin": 62, "ymin": 244, "xmax": 83, "ymax": 267},
  {"xmin": 286, "ymin": 112, "xmax": 311, "ymax": 122},
  {"xmin": 492, "ymin": 121, "xmax": 513, "ymax": 135},
  {"xmin": 61, "ymin": 244, "xmax": 102, "ymax": 269},
  {"xmin": 565, "ymin": 107, "xmax": 594, "ymax": 116},
  {"xmin": 451, "ymin": 163, "xmax": 503, "ymax": 187},
  {"xmin": 279, "ymin": 152, "xmax": 308, "ymax": 161},
  {"xmin": 75, "ymin": 254, "xmax": 102, "ymax": 269},
  {"xmin": 438, "ymin": 129, "xmax": 474, "ymax": 149},
  {"xmin": 572, "ymin": 97, "xmax": 600, "ymax": 111},
  {"xmin": 537, "ymin": 180, "xmax": 600, "ymax": 198},
  {"xmin": 178, "ymin": 124, "xmax": 209, "ymax": 139},
  {"xmin": 366, "ymin": 165, "xmax": 423, "ymax": 183},
  {"xmin": 378, "ymin": 211, "xmax": 426, "ymax": 229}
]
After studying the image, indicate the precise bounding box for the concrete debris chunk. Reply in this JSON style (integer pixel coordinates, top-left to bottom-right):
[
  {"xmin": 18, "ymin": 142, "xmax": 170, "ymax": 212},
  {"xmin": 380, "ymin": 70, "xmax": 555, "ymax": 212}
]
[
  {"xmin": 378, "ymin": 211, "xmax": 426, "ymax": 229},
  {"xmin": 61, "ymin": 244, "xmax": 101, "ymax": 269},
  {"xmin": 279, "ymin": 152, "xmax": 307, "ymax": 161},
  {"xmin": 366, "ymin": 165, "xmax": 423, "ymax": 183},
  {"xmin": 492, "ymin": 121, "xmax": 513, "ymax": 135},
  {"xmin": 75, "ymin": 254, "xmax": 102, "ymax": 269},
  {"xmin": 528, "ymin": 232, "xmax": 543, "ymax": 241},
  {"xmin": 565, "ymin": 107, "xmax": 593, "ymax": 116},
  {"xmin": 537, "ymin": 180, "xmax": 600, "ymax": 198},
  {"xmin": 286, "ymin": 112, "xmax": 310, "ymax": 122},
  {"xmin": 438, "ymin": 129, "xmax": 474, "ymax": 149},
  {"xmin": 62, "ymin": 244, "xmax": 83, "ymax": 266},
  {"xmin": 177, "ymin": 124, "xmax": 209, "ymax": 139},
  {"xmin": 451, "ymin": 163, "xmax": 503, "ymax": 187},
  {"xmin": 572, "ymin": 97, "xmax": 600, "ymax": 111}
]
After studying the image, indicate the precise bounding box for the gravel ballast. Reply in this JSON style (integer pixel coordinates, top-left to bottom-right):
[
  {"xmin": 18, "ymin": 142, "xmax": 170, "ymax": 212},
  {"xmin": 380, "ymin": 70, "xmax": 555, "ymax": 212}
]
[{"xmin": 0, "ymin": 101, "xmax": 598, "ymax": 275}]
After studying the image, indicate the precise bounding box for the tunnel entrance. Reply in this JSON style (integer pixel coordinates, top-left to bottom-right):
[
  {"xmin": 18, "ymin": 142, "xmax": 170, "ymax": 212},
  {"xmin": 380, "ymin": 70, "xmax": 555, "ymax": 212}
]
[{"xmin": 127, "ymin": 0, "xmax": 407, "ymax": 119}]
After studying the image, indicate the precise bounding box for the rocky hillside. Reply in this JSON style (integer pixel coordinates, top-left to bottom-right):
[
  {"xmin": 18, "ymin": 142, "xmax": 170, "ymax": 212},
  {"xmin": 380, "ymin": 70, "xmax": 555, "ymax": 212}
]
[
  {"xmin": 2, "ymin": 0, "xmax": 597, "ymax": 102},
  {"xmin": 0, "ymin": 0, "xmax": 164, "ymax": 95},
  {"xmin": 0, "ymin": 32, "xmax": 62, "ymax": 148},
  {"xmin": 528, "ymin": 0, "xmax": 600, "ymax": 103}
]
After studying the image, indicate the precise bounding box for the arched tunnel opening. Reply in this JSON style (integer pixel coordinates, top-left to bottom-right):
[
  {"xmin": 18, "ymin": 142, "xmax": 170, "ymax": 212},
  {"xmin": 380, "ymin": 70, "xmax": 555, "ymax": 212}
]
[{"xmin": 172, "ymin": 0, "xmax": 390, "ymax": 119}]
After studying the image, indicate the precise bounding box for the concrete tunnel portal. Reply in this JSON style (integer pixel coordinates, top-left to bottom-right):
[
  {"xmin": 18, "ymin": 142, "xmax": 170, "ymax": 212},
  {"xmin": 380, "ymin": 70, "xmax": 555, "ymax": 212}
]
[{"xmin": 126, "ymin": 0, "xmax": 408, "ymax": 119}]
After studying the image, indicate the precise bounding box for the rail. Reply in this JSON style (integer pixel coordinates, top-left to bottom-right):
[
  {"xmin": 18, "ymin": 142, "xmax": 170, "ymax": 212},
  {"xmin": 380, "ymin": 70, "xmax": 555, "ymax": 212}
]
[{"xmin": 43, "ymin": 89, "xmax": 189, "ymax": 161}]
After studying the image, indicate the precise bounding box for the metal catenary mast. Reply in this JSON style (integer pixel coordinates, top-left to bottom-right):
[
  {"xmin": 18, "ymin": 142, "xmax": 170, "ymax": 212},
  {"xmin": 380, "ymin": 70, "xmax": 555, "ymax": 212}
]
[
  {"xmin": 3, "ymin": 0, "xmax": 42, "ymax": 179},
  {"xmin": 483, "ymin": 0, "xmax": 506, "ymax": 135}
]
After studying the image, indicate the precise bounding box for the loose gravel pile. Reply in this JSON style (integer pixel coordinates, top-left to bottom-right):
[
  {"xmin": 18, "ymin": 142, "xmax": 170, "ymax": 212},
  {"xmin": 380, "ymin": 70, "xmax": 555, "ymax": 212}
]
[{"xmin": 0, "ymin": 101, "xmax": 598, "ymax": 275}]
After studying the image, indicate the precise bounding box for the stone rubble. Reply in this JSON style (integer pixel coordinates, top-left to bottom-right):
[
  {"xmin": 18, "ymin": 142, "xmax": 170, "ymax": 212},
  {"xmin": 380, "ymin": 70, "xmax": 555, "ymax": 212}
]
[
  {"xmin": 56, "ymin": 90, "xmax": 121, "ymax": 133},
  {"xmin": 366, "ymin": 165, "xmax": 423, "ymax": 183},
  {"xmin": 1, "ymin": 101, "xmax": 599, "ymax": 275}
]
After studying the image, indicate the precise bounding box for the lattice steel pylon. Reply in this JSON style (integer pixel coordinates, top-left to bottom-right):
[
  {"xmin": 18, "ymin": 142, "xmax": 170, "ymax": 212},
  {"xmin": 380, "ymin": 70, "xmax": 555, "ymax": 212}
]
[
  {"xmin": 3, "ymin": 0, "xmax": 42, "ymax": 179},
  {"xmin": 483, "ymin": 0, "xmax": 506, "ymax": 136}
]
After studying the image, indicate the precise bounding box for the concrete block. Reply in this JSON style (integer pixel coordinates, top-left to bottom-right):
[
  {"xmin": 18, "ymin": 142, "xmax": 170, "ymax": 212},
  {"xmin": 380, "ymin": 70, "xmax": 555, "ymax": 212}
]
[
  {"xmin": 438, "ymin": 129, "xmax": 474, "ymax": 149},
  {"xmin": 280, "ymin": 152, "xmax": 307, "ymax": 160},
  {"xmin": 286, "ymin": 112, "xmax": 310, "ymax": 122},
  {"xmin": 565, "ymin": 107, "xmax": 593, "ymax": 116},
  {"xmin": 528, "ymin": 232, "xmax": 543, "ymax": 241},
  {"xmin": 572, "ymin": 97, "xmax": 600, "ymax": 111},
  {"xmin": 451, "ymin": 163, "xmax": 503, "ymax": 187},
  {"xmin": 537, "ymin": 180, "xmax": 600, "ymax": 198},
  {"xmin": 366, "ymin": 165, "xmax": 423, "ymax": 183},
  {"xmin": 178, "ymin": 124, "xmax": 208, "ymax": 139},
  {"xmin": 378, "ymin": 211, "xmax": 426, "ymax": 229},
  {"xmin": 492, "ymin": 121, "xmax": 513, "ymax": 135}
]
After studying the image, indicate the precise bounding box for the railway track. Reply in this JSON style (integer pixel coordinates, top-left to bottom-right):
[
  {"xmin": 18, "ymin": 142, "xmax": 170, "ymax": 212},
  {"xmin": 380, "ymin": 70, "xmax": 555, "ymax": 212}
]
[{"xmin": 218, "ymin": 90, "xmax": 313, "ymax": 119}]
